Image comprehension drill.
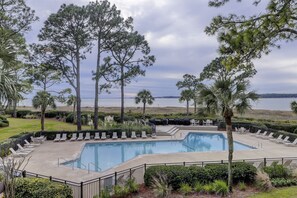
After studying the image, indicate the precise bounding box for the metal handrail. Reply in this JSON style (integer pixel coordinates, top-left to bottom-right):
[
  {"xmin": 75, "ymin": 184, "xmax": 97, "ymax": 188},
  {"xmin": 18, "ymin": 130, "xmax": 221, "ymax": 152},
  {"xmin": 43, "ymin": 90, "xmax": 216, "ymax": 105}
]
[{"xmin": 88, "ymin": 162, "xmax": 101, "ymax": 173}]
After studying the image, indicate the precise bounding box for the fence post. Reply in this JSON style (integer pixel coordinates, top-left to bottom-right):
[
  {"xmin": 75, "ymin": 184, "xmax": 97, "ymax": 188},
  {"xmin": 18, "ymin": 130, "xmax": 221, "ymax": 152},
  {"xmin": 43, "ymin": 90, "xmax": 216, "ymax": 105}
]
[
  {"xmin": 144, "ymin": 163, "xmax": 147, "ymax": 172},
  {"xmin": 49, "ymin": 176, "xmax": 52, "ymax": 181},
  {"xmin": 80, "ymin": 182, "xmax": 83, "ymax": 198},
  {"xmin": 22, "ymin": 170, "xmax": 26, "ymax": 178},
  {"xmin": 221, "ymin": 160, "xmax": 224, "ymax": 164},
  {"xmin": 129, "ymin": 168, "xmax": 132, "ymax": 180},
  {"xmin": 183, "ymin": 162, "xmax": 186, "ymax": 166},
  {"xmin": 264, "ymin": 158, "xmax": 267, "ymax": 167},
  {"xmin": 202, "ymin": 162, "xmax": 204, "ymax": 167},
  {"xmin": 115, "ymin": 172, "xmax": 117, "ymax": 185},
  {"xmin": 282, "ymin": 158, "xmax": 284, "ymax": 165},
  {"xmin": 99, "ymin": 177, "xmax": 101, "ymax": 194}
]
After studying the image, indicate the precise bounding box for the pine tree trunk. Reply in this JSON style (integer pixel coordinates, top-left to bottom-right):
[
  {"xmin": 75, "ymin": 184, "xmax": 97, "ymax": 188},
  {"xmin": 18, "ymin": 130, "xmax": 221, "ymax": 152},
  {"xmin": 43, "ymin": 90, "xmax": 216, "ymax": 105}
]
[
  {"xmin": 41, "ymin": 109, "xmax": 45, "ymax": 131},
  {"xmin": 225, "ymin": 116, "xmax": 233, "ymax": 192},
  {"xmin": 186, "ymin": 100, "xmax": 189, "ymax": 116},
  {"xmin": 76, "ymin": 52, "xmax": 82, "ymax": 131},
  {"xmin": 194, "ymin": 99, "xmax": 197, "ymax": 114},
  {"xmin": 73, "ymin": 103, "xmax": 76, "ymax": 124},
  {"xmin": 94, "ymin": 38, "xmax": 101, "ymax": 129},
  {"xmin": 120, "ymin": 65, "xmax": 124, "ymax": 123}
]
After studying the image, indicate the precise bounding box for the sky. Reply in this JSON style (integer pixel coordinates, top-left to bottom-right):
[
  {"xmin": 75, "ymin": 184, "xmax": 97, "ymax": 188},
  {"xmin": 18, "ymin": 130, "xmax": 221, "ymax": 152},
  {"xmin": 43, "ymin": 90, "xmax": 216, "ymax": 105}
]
[{"xmin": 25, "ymin": 0, "xmax": 297, "ymax": 99}]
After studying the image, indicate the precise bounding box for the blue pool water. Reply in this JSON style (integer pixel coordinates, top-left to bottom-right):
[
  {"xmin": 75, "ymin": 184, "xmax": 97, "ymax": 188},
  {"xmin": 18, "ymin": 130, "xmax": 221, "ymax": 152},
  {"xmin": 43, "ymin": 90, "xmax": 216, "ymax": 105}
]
[{"xmin": 64, "ymin": 133, "xmax": 253, "ymax": 172}]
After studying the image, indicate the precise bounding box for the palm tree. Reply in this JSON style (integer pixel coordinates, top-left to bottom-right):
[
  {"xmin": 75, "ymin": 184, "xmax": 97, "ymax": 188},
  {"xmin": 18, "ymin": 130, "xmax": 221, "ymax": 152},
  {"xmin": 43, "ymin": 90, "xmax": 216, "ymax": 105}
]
[
  {"xmin": 0, "ymin": 59, "xmax": 18, "ymax": 110},
  {"xmin": 32, "ymin": 91, "xmax": 56, "ymax": 131},
  {"xmin": 199, "ymin": 78, "xmax": 258, "ymax": 192},
  {"xmin": 179, "ymin": 90, "xmax": 194, "ymax": 116},
  {"xmin": 198, "ymin": 57, "xmax": 258, "ymax": 192},
  {"xmin": 135, "ymin": 89, "xmax": 154, "ymax": 115},
  {"xmin": 66, "ymin": 94, "xmax": 77, "ymax": 124},
  {"xmin": 291, "ymin": 101, "xmax": 297, "ymax": 114}
]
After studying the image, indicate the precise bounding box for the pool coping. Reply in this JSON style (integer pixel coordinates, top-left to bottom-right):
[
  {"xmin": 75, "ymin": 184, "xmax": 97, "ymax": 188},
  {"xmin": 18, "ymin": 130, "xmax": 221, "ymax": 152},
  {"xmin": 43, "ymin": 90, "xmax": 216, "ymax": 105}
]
[
  {"xmin": 22, "ymin": 129, "xmax": 297, "ymax": 182},
  {"xmin": 62, "ymin": 131, "xmax": 256, "ymax": 173}
]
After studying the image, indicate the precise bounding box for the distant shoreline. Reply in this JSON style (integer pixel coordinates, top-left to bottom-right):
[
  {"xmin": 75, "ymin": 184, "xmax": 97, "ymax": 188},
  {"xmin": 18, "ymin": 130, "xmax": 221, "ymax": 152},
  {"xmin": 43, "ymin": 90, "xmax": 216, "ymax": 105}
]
[{"xmin": 15, "ymin": 106, "xmax": 297, "ymax": 121}]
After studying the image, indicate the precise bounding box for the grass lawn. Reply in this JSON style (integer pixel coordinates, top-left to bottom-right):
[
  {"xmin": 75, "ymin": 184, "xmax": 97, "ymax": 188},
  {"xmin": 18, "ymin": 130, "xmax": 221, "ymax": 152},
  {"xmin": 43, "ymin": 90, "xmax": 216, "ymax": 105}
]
[
  {"xmin": 0, "ymin": 118, "xmax": 91, "ymax": 142},
  {"xmin": 249, "ymin": 187, "xmax": 297, "ymax": 198}
]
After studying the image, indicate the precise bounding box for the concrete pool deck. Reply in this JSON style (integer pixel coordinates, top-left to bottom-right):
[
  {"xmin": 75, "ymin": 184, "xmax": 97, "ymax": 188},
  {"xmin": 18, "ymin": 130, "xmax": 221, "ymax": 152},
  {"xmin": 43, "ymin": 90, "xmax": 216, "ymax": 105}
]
[{"xmin": 23, "ymin": 129, "xmax": 297, "ymax": 182}]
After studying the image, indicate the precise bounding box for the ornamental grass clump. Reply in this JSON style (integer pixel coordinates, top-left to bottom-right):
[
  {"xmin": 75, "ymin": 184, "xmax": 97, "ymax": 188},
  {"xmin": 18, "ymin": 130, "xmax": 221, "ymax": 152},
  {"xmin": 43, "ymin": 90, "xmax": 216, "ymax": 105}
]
[
  {"xmin": 151, "ymin": 173, "xmax": 172, "ymax": 198},
  {"xmin": 179, "ymin": 183, "xmax": 192, "ymax": 195}
]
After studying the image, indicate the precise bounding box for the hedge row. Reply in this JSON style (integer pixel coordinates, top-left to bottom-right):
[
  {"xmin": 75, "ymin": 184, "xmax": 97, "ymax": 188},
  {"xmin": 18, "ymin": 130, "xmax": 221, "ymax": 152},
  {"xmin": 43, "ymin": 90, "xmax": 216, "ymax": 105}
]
[
  {"xmin": 15, "ymin": 178, "xmax": 72, "ymax": 198},
  {"xmin": 144, "ymin": 162, "xmax": 257, "ymax": 190}
]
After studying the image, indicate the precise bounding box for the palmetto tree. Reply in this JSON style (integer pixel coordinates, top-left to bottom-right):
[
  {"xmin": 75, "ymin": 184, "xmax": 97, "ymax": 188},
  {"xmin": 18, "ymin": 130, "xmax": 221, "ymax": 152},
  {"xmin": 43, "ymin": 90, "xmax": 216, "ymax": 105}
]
[
  {"xmin": 179, "ymin": 90, "xmax": 194, "ymax": 116},
  {"xmin": 291, "ymin": 101, "xmax": 297, "ymax": 114},
  {"xmin": 135, "ymin": 89, "xmax": 154, "ymax": 115},
  {"xmin": 199, "ymin": 67, "xmax": 258, "ymax": 191},
  {"xmin": 0, "ymin": 60, "xmax": 19, "ymax": 110},
  {"xmin": 32, "ymin": 91, "xmax": 56, "ymax": 131}
]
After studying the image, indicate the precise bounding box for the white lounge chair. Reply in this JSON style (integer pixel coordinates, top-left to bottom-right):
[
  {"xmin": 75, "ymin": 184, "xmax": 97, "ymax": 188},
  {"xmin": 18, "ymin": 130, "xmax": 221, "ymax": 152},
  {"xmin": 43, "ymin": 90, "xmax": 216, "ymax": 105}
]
[
  {"xmin": 261, "ymin": 133, "xmax": 274, "ymax": 140},
  {"xmin": 121, "ymin": 132, "xmax": 127, "ymax": 139},
  {"xmin": 17, "ymin": 144, "xmax": 34, "ymax": 153},
  {"xmin": 279, "ymin": 136, "xmax": 290, "ymax": 144},
  {"xmin": 77, "ymin": 133, "xmax": 83, "ymax": 141},
  {"xmin": 60, "ymin": 133, "xmax": 67, "ymax": 142},
  {"xmin": 141, "ymin": 131, "xmax": 147, "ymax": 139},
  {"xmin": 94, "ymin": 132, "xmax": 100, "ymax": 140},
  {"xmin": 70, "ymin": 133, "xmax": 77, "ymax": 141},
  {"xmin": 33, "ymin": 136, "xmax": 46, "ymax": 143},
  {"xmin": 152, "ymin": 133, "xmax": 157, "ymax": 139},
  {"xmin": 84, "ymin": 132, "xmax": 90, "ymax": 141},
  {"xmin": 131, "ymin": 131, "xmax": 137, "ymax": 139},
  {"xmin": 9, "ymin": 148, "xmax": 28, "ymax": 157},
  {"xmin": 256, "ymin": 131, "xmax": 267, "ymax": 138},
  {"xmin": 251, "ymin": 130, "xmax": 261, "ymax": 136},
  {"xmin": 24, "ymin": 140, "xmax": 40, "ymax": 147},
  {"xmin": 270, "ymin": 135, "xmax": 283, "ymax": 143},
  {"xmin": 112, "ymin": 132, "xmax": 118, "ymax": 140},
  {"xmin": 54, "ymin": 134, "xmax": 61, "ymax": 142},
  {"xmin": 101, "ymin": 132, "xmax": 106, "ymax": 140},
  {"xmin": 284, "ymin": 138, "xmax": 297, "ymax": 147},
  {"xmin": 235, "ymin": 127, "xmax": 239, "ymax": 132}
]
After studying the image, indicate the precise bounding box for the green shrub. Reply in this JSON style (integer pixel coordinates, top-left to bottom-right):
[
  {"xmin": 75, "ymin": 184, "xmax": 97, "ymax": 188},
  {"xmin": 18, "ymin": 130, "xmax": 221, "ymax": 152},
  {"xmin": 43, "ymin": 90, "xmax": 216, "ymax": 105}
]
[
  {"xmin": 205, "ymin": 162, "xmax": 257, "ymax": 184},
  {"xmin": 125, "ymin": 178, "xmax": 139, "ymax": 193},
  {"xmin": 145, "ymin": 162, "xmax": 256, "ymax": 190},
  {"xmin": 145, "ymin": 166, "xmax": 186, "ymax": 190},
  {"xmin": 263, "ymin": 164, "xmax": 291, "ymax": 179},
  {"xmin": 113, "ymin": 185, "xmax": 128, "ymax": 198},
  {"xmin": 16, "ymin": 110, "xmax": 32, "ymax": 118},
  {"xmin": 202, "ymin": 184, "xmax": 214, "ymax": 194},
  {"xmin": 188, "ymin": 166, "xmax": 210, "ymax": 184},
  {"xmin": 0, "ymin": 121, "xmax": 9, "ymax": 127},
  {"xmin": 15, "ymin": 178, "xmax": 72, "ymax": 198},
  {"xmin": 98, "ymin": 188, "xmax": 111, "ymax": 198},
  {"xmin": 271, "ymin": 178, "xmax": 297, "ymax": 187},
  {"xmin": 179, "ymin": 183, "xmax": 192, "ymax": 195},
  {"xmin": 212, "ymin": 180, "xmax": 228, "ymax": 196},
  {"xmin": 238, "ymin": 182, "xmax": 247, "ymax": 191},
  {"xmin": 194, "ymin": 182, "xmax": 203, "ymax": 193}
]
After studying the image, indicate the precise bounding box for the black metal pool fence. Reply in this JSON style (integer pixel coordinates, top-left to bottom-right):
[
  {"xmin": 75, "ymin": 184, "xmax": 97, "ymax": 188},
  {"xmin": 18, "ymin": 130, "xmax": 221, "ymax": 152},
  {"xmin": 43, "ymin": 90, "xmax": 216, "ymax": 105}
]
[{"xmin": 23, "ymin": 156, "xmax": 297, "ymax": 198}]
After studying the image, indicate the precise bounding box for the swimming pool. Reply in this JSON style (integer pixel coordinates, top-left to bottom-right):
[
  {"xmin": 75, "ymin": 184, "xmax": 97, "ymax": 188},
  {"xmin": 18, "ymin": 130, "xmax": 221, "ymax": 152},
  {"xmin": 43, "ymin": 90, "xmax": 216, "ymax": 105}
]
[{"xmin": 64, "ymin": 132, "xmax": 253, "ymax": 172}]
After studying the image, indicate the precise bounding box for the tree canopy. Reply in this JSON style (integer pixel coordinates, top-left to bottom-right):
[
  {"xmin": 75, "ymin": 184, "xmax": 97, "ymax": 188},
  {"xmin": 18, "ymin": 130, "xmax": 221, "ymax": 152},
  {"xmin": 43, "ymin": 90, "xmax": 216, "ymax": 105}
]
[{"xmin": 206, "ymin": 0, "xmax": 297, "ymax": 68}]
